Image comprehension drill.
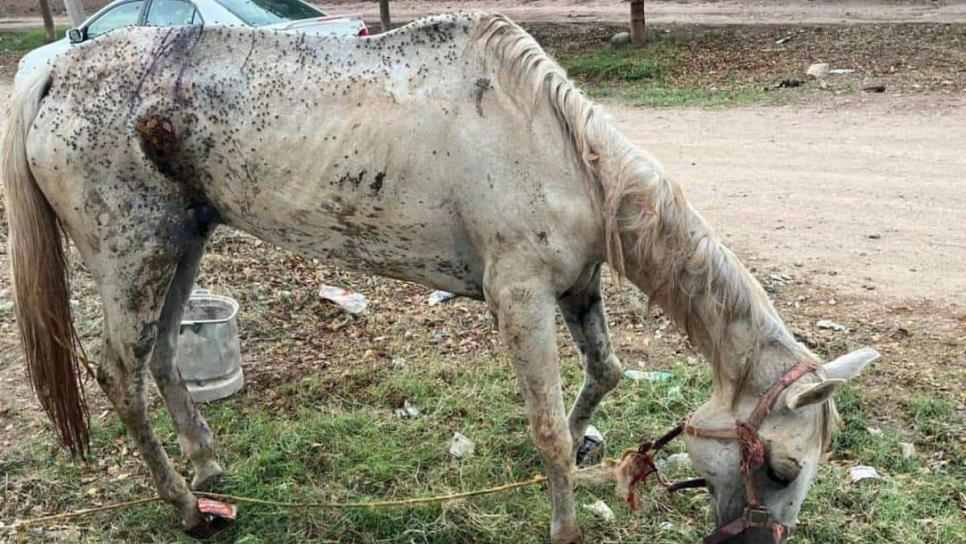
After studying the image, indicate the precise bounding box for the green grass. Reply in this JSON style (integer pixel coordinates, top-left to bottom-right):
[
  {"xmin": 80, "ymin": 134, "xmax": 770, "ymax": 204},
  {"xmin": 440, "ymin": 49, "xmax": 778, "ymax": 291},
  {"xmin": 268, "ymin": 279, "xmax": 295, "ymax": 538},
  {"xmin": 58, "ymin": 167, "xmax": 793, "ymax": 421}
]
[
  {"xmin": 2, "ymin": 353, "xmax": 963, "ymax": 543},
  {"xmin": 0, "ymin": 29, "xmax": 67, "ymax": 53},
  {"xmin": 555, "ymin": 38, "xmax": 773, "ymax": 108}
]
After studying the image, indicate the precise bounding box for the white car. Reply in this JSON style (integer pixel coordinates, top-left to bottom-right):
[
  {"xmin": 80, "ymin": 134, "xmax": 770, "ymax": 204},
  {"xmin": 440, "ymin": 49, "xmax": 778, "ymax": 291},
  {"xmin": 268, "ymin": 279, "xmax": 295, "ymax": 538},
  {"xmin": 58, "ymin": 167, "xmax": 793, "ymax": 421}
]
[{"xmin": 15, "ymin": 0, "xmax": 368, "ymax": 88}]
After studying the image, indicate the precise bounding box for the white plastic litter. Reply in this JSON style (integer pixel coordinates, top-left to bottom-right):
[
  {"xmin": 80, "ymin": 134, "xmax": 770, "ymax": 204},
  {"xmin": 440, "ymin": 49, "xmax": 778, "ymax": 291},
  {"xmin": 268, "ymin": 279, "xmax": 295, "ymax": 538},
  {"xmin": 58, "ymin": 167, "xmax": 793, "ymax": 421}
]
[
  {"xmin": 848, "ymin": 465, "xmax": 883, "ymax": 484},
  {"xmin": 427, "ymin": 290, "xmax": 456, "ymax": 306},
  {"xmin": 582, "ymin": 500, "xmax": 615, "ymax": 522},
  {"xmin": 900, "ymin": 442, "xmax": 916, "ymax": 459},
  {"xmin": 318, "ymin": 285, "xmax": 367, "ymax": 314},
  {"xmin": 449, "ymin": 432, "xmax": 476, "ymax": 458},
  {"xmin": 816, "ymin": 319, "xmax": 845, "ymax": 331},
  {"xmin": 394, "ymin": 400, "xmax": 420, "ymax": 419},
  {"xmin": 623, "ymin": 370, "xmax": 673, "ymax": 382},
  {"xmin": 657, "ymin": 452, "xmax": 691, "ymax": 471}
]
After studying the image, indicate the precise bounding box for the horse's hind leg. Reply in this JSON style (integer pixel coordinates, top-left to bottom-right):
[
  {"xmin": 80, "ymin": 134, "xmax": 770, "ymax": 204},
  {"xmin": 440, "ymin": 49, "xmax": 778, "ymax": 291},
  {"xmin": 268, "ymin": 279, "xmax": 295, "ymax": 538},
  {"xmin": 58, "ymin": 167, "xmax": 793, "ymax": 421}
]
[
  {"xmin": 72, "ymin": 168, "xmax": 221, "ymax": 534},
  {"xmin": 558, "ymin": 266, "xmax": 622, "ymax": 451},
  {"xmin": 148, "ymin": 231, "xmax": 224, "ymax": 491},
  {"xmin": 486, "ymin": 270, "xmax": 581, "ymax": 544},
  {"xmin": 93, "ymin": 249, "xmax": 207, "ymax": 533}
]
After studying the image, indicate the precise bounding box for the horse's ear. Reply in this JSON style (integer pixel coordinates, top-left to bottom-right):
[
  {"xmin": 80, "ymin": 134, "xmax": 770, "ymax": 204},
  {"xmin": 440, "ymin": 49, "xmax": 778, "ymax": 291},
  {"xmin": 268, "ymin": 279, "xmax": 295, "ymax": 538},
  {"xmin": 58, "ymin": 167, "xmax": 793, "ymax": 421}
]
[
  {"xmin": 786, "ymin": 379, "xmax": 846, "ymax": 411},
  {"xmin": 823, "ymin": 347, "xmax": 880, "ymax": 381}
]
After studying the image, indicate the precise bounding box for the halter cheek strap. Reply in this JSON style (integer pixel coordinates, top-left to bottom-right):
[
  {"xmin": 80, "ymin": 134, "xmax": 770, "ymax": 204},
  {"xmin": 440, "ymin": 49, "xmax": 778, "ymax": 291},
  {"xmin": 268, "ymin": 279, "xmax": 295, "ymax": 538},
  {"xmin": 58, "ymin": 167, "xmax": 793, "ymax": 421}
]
[{"xmin": 683, "ymin": 360, "xmax": 819, "ymax": 543}]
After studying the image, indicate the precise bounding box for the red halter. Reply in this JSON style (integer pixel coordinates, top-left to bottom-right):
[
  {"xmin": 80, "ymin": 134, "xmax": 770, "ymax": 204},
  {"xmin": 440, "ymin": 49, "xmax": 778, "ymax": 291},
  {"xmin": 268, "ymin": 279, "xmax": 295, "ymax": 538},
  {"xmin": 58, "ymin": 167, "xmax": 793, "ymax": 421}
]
[{"xmin": 627, "ymin": 360, "xmax": 820, "ymax": 543}]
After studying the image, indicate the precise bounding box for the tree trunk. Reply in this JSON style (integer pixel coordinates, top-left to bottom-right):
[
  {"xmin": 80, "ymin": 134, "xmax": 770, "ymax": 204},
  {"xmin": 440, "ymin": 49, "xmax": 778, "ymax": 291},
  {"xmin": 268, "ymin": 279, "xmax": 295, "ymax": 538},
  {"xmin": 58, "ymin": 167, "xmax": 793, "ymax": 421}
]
[
  {"xmin": 630, "ymin": 0, "xmax": 646, "ymax": 44},
  {"xmin": 379, "ymin": 0, "xmax": 391, "ymax": 33},
  {"xmin": 62, "ymin": 0, "xmax": 87, "ymax": 28},
  {"xmin": 38, "ymin": 0, "xmax": 56, "ymax": 43}
]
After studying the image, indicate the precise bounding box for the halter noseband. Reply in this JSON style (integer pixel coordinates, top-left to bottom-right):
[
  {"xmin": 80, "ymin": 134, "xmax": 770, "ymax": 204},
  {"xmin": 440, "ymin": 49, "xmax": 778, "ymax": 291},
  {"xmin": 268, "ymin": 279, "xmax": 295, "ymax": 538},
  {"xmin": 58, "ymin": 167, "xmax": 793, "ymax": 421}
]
[{"xmin": 628, "ymin": 360, "xmax": 820, "ymax": 544}]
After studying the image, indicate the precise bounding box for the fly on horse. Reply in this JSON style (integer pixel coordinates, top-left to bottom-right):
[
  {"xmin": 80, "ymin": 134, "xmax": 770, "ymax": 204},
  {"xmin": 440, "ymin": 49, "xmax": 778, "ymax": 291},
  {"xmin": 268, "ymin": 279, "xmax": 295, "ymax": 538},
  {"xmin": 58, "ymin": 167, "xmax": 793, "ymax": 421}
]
[{"xmin": 3, "ymin": 13, "xmax": 878, "ymax": 542}]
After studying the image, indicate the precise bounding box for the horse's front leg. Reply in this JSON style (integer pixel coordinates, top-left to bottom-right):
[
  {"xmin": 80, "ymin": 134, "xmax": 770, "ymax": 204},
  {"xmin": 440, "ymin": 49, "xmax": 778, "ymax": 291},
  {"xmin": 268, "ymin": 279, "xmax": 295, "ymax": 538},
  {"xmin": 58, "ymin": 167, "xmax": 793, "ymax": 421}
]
[
  {"xmin": 488, "ymin": 276, "xmax": 581, "ymax": 544},
  {"xmin": 558, "ymin": 266, "xmax": 622, "ymax": 454}
]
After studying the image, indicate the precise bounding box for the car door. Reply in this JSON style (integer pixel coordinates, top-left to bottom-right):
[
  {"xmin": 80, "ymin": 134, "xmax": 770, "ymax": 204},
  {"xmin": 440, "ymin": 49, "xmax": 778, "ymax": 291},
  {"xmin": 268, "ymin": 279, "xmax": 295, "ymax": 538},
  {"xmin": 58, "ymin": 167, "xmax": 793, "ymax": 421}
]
[
  {"xmin": 144, "ymin": 0, "xmax": 204, "ymax": 26},
  {"xmin": 84, "ymin": 0, "xmax": 148, "ymax": 38}
]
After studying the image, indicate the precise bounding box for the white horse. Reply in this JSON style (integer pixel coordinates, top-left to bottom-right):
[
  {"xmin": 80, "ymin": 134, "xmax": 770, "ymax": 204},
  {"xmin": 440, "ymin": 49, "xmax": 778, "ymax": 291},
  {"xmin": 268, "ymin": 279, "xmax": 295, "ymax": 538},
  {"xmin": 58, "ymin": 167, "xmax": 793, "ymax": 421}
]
[{"xmin": 3, "ymin": 13, "xmax": 878, "ymax": 542}]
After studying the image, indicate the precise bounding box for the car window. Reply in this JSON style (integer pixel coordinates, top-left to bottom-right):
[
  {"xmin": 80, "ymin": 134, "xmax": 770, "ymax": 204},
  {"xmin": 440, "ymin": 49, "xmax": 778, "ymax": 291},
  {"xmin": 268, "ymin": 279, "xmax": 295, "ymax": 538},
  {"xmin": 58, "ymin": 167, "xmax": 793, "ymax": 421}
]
[
  {"xmin": 215, "ymin": 0, "xmax": 322, "ymax": 27},
  {"xmin": 146, "ymin": 0, "xmax": 201, "ymax": 26},
  {"xmin": 86, "ymin": 0, "xmax": 146, "ymax": 38}
]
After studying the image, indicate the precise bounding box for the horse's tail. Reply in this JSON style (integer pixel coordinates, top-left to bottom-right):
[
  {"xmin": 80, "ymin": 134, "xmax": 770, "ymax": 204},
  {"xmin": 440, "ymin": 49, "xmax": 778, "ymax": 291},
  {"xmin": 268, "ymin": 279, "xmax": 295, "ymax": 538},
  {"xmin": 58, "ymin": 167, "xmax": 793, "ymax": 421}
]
[{"xmin": 2, "ymin": 69, "xmax": 90, "ymax": 458}]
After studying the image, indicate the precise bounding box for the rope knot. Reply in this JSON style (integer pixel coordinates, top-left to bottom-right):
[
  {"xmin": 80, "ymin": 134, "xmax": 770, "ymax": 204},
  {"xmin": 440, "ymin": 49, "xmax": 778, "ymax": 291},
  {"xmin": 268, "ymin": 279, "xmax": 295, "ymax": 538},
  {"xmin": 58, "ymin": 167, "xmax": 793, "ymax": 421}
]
[{"xmin": 736, "ymin": 422, "xmax": 765, "ymax": 475}]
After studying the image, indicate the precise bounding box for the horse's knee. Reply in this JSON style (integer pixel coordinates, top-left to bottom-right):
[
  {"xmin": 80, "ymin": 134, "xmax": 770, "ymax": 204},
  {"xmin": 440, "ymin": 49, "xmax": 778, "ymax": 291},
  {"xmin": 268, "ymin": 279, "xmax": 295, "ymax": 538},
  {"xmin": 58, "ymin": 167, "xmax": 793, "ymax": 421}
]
[
  {"xmin": 596, "ymin": 352, "xmax": 623, "ymax": 390},
  {"xmin": 531, "ymin": 417, "xmax": 574, "ymax": 467}
]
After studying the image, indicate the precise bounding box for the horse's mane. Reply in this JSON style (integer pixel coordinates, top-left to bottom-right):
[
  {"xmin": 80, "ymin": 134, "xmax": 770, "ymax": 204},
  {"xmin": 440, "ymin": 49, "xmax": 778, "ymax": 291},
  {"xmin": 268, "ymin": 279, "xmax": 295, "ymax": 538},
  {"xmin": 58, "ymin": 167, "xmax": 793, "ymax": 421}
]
[{"xmin": 470, "ymin": 14, "xmax": 835, "ymax": 446}]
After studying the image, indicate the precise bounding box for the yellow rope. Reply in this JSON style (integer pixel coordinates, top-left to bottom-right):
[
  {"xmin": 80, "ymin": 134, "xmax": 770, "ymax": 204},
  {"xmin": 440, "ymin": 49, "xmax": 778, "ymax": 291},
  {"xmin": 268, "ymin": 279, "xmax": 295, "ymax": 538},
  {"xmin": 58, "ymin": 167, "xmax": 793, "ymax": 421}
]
[
  {"xmin": 2, "ymin": 497, "xmax": 163, "ymax": 529},
  {"xmin": 1, "ymin": 474, "xmax": 550, "ymax": 530},
  {"xmin": 194, "ymin": 475, "xmax": 548, "ymax": 509}
]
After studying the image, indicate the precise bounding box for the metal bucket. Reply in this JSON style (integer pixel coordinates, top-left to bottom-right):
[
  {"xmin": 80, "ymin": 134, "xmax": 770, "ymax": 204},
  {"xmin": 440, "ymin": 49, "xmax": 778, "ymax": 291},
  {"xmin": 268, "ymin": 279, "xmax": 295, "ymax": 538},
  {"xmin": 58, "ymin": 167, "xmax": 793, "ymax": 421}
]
[{"xmin": 176, "ymin": 289, "xmax": 244, "ymax": 403}]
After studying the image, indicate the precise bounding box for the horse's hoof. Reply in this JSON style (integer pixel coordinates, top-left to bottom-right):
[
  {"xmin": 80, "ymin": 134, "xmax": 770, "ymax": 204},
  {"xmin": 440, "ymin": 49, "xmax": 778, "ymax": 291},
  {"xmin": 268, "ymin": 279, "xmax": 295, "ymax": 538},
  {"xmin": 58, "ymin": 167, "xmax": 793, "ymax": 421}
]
[{"xmin": 184, "ymin": 513, "xmax": 233, "ymax": 540}]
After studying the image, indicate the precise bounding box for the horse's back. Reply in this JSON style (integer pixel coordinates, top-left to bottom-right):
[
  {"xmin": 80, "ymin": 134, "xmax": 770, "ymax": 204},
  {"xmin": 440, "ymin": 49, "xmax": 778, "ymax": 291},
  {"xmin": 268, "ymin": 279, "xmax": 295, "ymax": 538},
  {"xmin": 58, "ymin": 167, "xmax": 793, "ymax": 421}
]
[{"xmin": 28, "ymin": 14, "xmax": 603, "ymax": 297}]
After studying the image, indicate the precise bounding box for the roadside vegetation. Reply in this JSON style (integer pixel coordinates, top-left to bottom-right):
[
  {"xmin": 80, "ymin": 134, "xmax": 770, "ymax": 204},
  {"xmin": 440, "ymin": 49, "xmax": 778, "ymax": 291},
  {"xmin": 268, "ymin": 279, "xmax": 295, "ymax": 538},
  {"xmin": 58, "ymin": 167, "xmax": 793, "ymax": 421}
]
[
  {"xmin": 0, "ymin": 30, "xmax": 66, "ymax": 53},
  {"xmin": 1, "ymin": 230, "xmax": 963, "ymax": 543},
  {"xmin": 2, "ymin": 333, "xmax": 962, "ymax": 543}
]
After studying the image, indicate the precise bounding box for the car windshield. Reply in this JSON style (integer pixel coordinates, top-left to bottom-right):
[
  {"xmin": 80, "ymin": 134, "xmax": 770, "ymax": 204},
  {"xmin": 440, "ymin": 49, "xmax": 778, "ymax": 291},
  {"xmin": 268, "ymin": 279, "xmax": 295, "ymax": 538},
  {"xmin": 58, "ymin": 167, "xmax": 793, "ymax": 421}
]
[{"xmin": 216, "ymin": 0, "xmax": 323, "ymax": 26}]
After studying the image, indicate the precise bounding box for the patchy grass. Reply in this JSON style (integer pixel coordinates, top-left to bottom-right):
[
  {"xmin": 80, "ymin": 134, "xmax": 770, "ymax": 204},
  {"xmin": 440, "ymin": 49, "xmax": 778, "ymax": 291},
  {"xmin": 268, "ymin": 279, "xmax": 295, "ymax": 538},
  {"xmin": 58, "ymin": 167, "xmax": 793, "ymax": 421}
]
[
  {"xmin": 2, "ymin": 325, "xmax": 963, "ymax": 543},
  {"xmin": 0, "ymin": 29, "xmax": 65, "ymax": 53},
  {"xmin": 553, "ymin": 35, "xmax": 782, "ymax": 108}
]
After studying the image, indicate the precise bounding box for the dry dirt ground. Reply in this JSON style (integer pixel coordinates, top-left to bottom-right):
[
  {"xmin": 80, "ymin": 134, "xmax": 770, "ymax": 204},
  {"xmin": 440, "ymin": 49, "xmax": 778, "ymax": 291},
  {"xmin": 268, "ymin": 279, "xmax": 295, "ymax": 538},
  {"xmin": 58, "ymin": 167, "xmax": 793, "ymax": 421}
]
[{"xmin": 0, "ymin": 14, "xmax": 963, "ymax": 515}]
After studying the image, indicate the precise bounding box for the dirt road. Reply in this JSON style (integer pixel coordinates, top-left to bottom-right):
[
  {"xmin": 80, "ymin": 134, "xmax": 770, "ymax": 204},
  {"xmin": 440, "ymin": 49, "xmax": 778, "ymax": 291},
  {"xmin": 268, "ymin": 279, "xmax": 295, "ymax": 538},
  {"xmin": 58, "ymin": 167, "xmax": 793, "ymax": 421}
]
[
  {"xmin": 609, "ymin": 95, "xmax": 966, "ymax": 304},
  {"xmin": 331, "ymin": 0, "xmax": 966, "ymax": 25},
  {"xmin": 1, "ymin": 83, "xmax": 963, "ymax": 304}
]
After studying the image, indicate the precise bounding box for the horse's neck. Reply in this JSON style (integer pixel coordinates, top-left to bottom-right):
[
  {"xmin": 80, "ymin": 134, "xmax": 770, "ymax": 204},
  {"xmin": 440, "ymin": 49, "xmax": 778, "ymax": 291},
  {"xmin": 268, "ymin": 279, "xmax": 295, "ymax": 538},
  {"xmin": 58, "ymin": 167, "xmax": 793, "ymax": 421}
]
[{"xmin": 612, "ymin": 170, "xmax": 802, "ymax": 398}]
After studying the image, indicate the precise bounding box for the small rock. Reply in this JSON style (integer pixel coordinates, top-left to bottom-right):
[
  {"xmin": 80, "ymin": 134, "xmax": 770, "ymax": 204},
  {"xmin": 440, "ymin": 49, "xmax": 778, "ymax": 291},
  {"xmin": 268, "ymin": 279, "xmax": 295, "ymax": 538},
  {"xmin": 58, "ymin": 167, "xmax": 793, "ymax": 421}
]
[
  {"xmin": 862, "ymin": 84, "xmax": 887, "ymax": 93},
  {"xmin": 829, "ymin": 68, "xmax": 855, "ymax": 75},
  {"xmin": 659, "ymin": 521, "xmax": 675, "ymax": 531},
  {"xmin": 582, "ymin": 499, "xmax": 615, "ymax": 521},
  {"xmin": 867, "ymin": 426, "xmax": 883, "ymax": 437},
  {"xmin": 816, "ymin": 319, "xmax": 845, "ymax": 332},
  {"xmin": 868, "ymin": 233, "xmax": 882, "ymax": 239},
  {"xmin": 610, "ymin": 31, "xmax": 631, "ymax": 49},
  {"xmin": 391, "ymin": 357, "xmax": 407, "ymax": 368},
  {"xmin": 900, "ymin": 442, "xmax": 916, "ymax": 459},
  {"xmin": 848, "ymin": 465, "xmax": 883, "ymax": 484},
  {"xmin": 806, "ymin": 62, "xmax": 830, "ymax": 79},
  {"xmin": 449, "ymin": 432, "xmax": 475, "ymax": 458}
]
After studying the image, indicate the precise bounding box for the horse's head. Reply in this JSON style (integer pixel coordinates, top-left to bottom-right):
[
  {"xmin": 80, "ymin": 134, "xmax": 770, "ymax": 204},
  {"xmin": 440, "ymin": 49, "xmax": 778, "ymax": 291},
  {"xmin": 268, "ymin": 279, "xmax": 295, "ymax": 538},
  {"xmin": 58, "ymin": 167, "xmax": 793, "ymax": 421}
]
[{"xmin": 683, "ymin": 348, "xmax": 879, "ymax": 543}]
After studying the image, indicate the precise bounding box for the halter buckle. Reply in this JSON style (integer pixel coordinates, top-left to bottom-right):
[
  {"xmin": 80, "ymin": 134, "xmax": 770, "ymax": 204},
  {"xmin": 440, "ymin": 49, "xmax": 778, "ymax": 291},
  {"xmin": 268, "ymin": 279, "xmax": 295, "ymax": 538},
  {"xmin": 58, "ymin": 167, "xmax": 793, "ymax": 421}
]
[{"xmin": 742, "ymin": 506, "xmax": 772, "ymax": 527}]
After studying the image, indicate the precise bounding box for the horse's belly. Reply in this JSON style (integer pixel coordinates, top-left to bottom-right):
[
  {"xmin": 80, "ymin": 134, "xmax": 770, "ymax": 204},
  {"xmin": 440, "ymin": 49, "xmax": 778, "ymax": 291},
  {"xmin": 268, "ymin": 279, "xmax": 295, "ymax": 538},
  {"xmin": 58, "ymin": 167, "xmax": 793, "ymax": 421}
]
[{"xmin": 206, "ymin": 171, "xmax": 485, "ymax": 298}]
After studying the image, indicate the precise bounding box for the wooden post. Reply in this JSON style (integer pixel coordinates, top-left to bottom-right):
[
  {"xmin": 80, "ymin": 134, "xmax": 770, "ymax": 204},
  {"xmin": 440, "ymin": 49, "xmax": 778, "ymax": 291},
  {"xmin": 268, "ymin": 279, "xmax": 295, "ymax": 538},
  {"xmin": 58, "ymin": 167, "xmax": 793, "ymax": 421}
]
[
  {"xmin": 62, "ymin": 0, "xmax": 87, "ymax": 28},
  {"xmin": 630, "ymin": 0, "xmax": 646, "ymax": 44},
  {"xmin": 379, "ymin": 0, "xmax": 390, "ymax": 33},
  {"xmin": 38, "ymin": 0, "xmax": 56, "ymax": 42}
]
